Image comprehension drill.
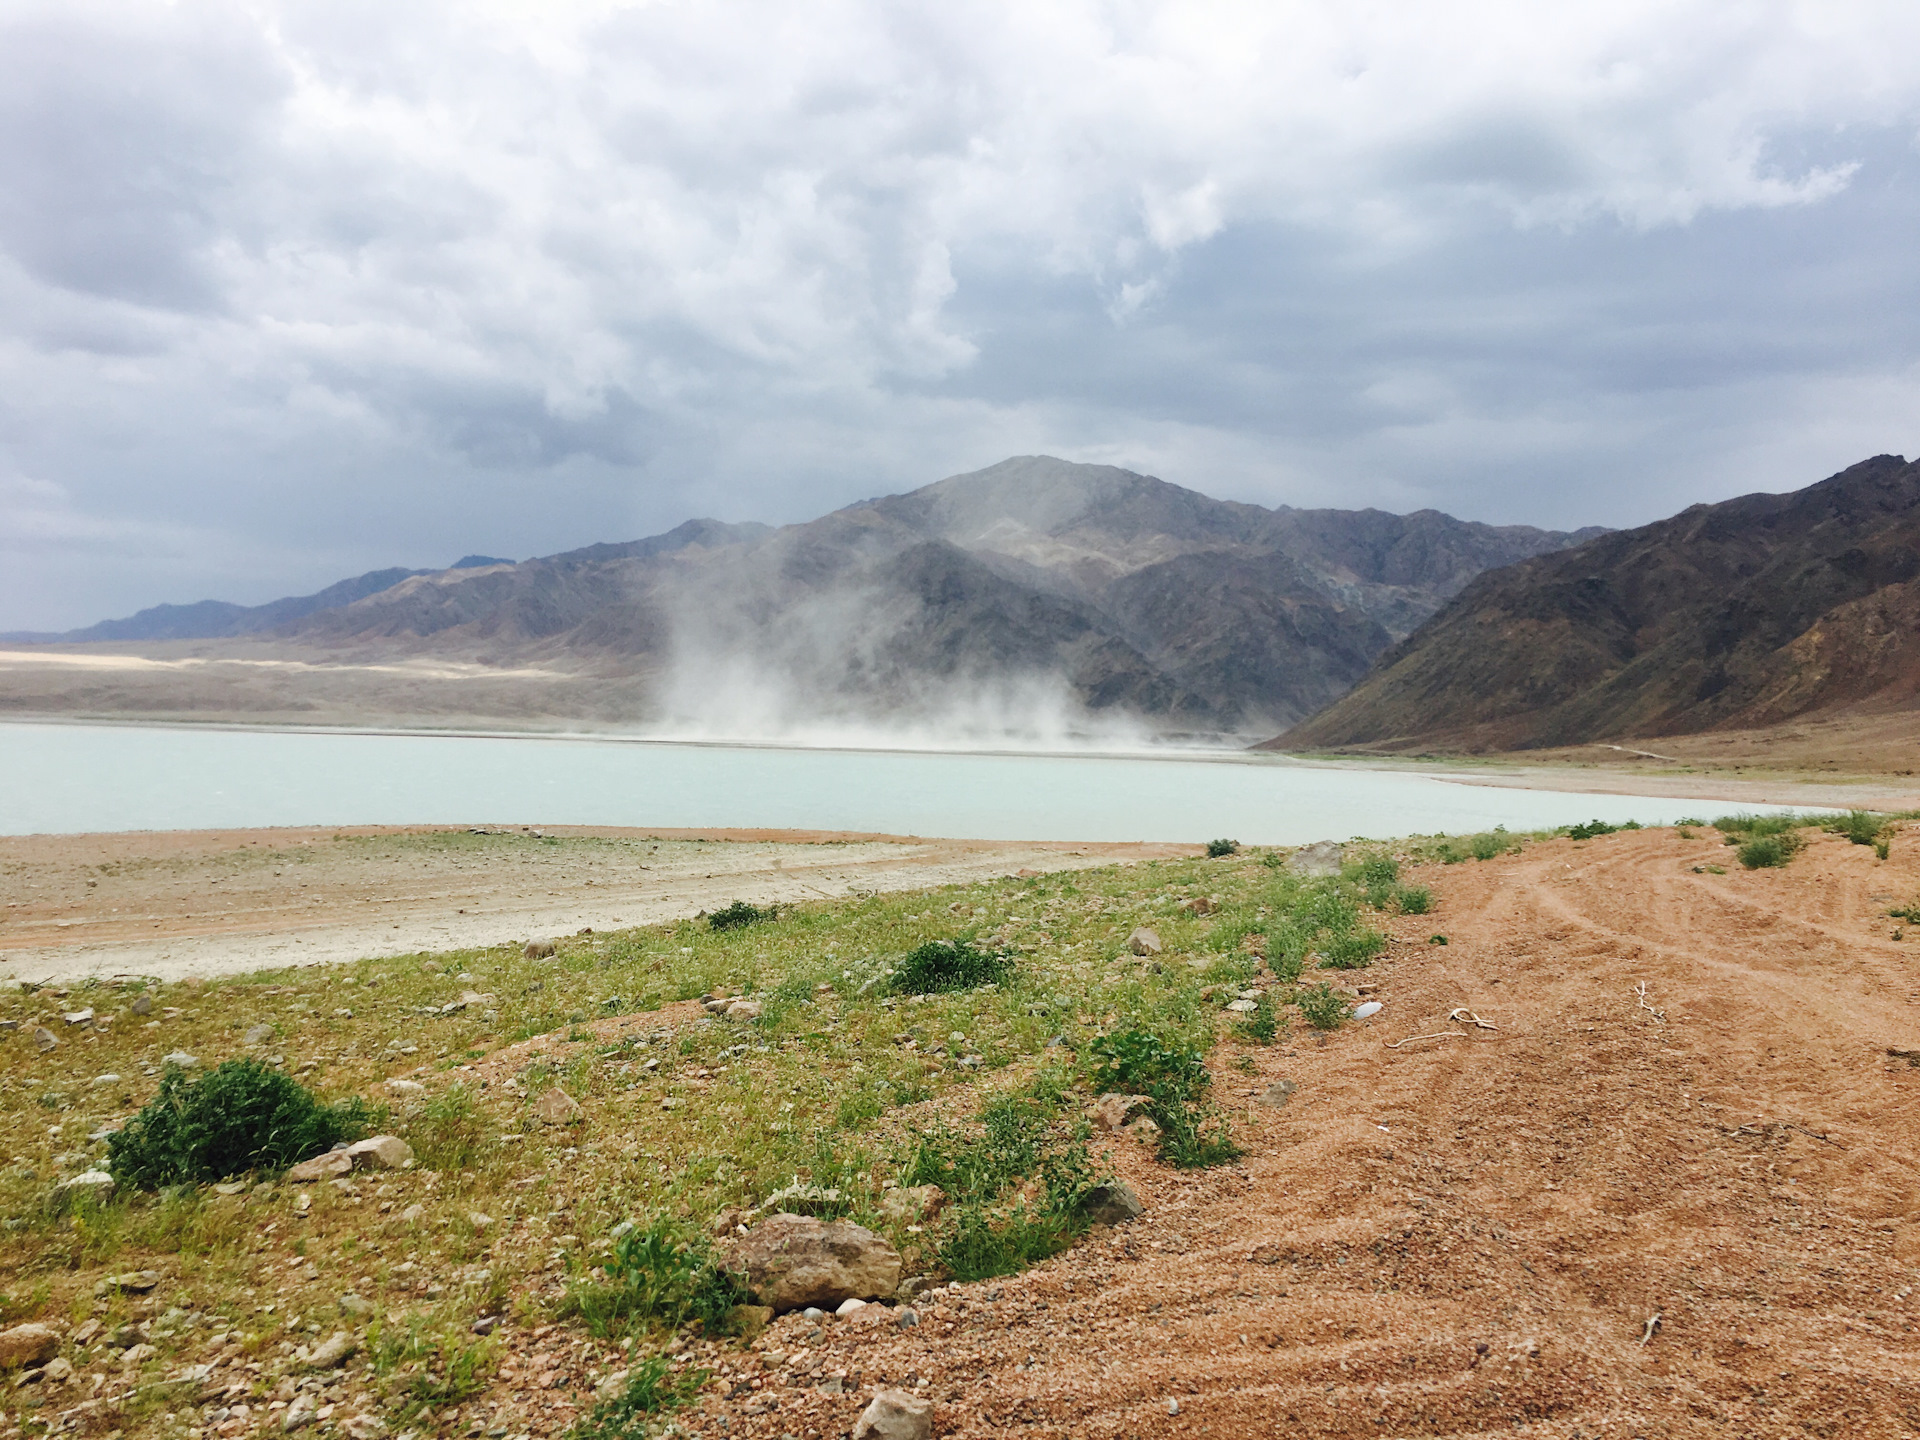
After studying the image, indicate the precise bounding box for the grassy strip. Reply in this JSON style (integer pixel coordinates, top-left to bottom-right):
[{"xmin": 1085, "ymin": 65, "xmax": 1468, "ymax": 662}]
[{"xmin": 0, "ymin": 825, "xmax": 1575, "ymax": 1435}]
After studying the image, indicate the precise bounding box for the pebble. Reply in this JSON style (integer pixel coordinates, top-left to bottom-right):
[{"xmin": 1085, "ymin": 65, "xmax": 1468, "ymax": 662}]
[
  {"xmin": 162, "ymin": 1051, "xmax": 199, "ymax": 1069},
  {"xmin": 62, "ymin": 1009, "xmax": 95, "ymax": 1026},
  {"xmin": 246, "ymin": 1024, "xmax": 275, "ymax": 1044},
  {"xmin": 34, "ymin": 1027, "xmax": 59, "ymax": 1052},
  {"xmin": 1353, "ymin": 1001, "xmax": 1383, "ymax": 1020}
]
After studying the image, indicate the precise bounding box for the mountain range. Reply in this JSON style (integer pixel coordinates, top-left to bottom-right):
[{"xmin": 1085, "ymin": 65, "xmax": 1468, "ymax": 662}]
[
  {"xmin": 6, "ymin": 457, "xmax": 1601, "ymax": 739},
  {"xmin": 1272, "ymin": 453, "xmax": 1920, "ymax": 754}
]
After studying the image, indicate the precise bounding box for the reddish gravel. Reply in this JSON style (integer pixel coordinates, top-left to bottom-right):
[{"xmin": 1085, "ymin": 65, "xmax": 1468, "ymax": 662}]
[{"xmin": 666, "ymin": 825, "xmax": 1920, "ymax": 1438}]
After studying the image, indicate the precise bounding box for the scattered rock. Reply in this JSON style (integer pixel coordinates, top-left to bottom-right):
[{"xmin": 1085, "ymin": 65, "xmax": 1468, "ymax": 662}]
[
  {"xmin": 1127, "ymin": 926, "xmax": 1163, "ymax": 956},
  {"xmin": 724, "ymin": 1000, "xmax": 764, "ymax": 1021},
  {"xmin": 98, "ymin": 1270, "xmax": 160, "ymax": 1294},
  {"xmin": 130, "ymin": 994, "xmax": 153, "ymax": 1017},
  {"xmin": 1288, "ymin": 841, "xmax": 1344, "ymax": 877},
  {"xmin": 282, "ymin": 1392, "xmax": 318, "ymax": 1431},
  {"xmin": 161, "ymin": 1051, "xmax": 198, "ymax": 1069},
  {"xmin": 835, "ymin": 1297, "xmax": 869, "ymax": 1318},
  {"xmin": 1225, "ymin": 998, "xmax": 1259, "ymax": 1014},
  {"xmin": 523, "ymin": 939, "xmax": 557, "ymax": 960},
  {"xmin": 852, "ymin": 1388, "xmax": 934, "ymax": 1440},
  {"xmin": 1088, "ymin": 1093, "xmax": 1152, "ymax": 1132},
  {"xmin": 456, "ymin": 990, "xmax": 496, "ymax": 1008},
  {"xmin": 722, "ymin": 1214, "xmax": 904, "ymax": 1313},
  {"xmin": 62, "ymin": 1009, "xmax": 95, "ymax": 1027},
  {"xmin": 337, "ymin": 1294, "xmax": 375, "ymax": 1320},
  {"xmin": 1082, "ymin": 1181, "xmax": 1143, "ymax": 1226},
  {"xmin": 893, "ymin": 1275, "xmax": 935, "ymax": 1303},
  {"xmin": 1257, "ymin": 1079, "xmax": 1297, "ymax": 1108},
  {"xmin": 1124, "ymin": 1114, "xmax": 1161, "ymax": 1140},
  {"xmin": 342, "ymin": 1415, "xmax": 387, "ymax": 1440},
  {"xmin": 285, "ymin": 1152, "xmax": 353, "ymax": 1184},
  {"xmin": 533, "ymin": 1088, "xmax": 583, "ymax": 1125},
  {"xmin": 107, "ymin": 1321, "xmax": 150, "ymax": 1350},
  {"xmin": 1179, "ymin": 896, "xmax": 1216, "ymax": 916},
  {"xmin": 385, "ymin": 1080, "xmax": 426, "ymax": 1098},
  {"xmin": 399, "ymin": 1204, "xmax": 425, "ymax": 1222},
  {"xmin": 245, "ymin": 1024, "xmax": 275, "ymax": 1045},
  {"xmin": 878, "ymin": 1185, "xmax": 947, "ymax": 1225},
  {"xmin": 470, "ymin": 1314, "xmax": 499, "ymax": 1336},
  {"xmin": 304, "ymin": 1332, "xmax": 356, "ymax": 1369},
  {"xmin": 755, "ymin": 1182, "xmax": 845, "ymax": 1219},
  {"xmin": 344, "ymin": 1136, "xmax": 413, "ymax": 1170},
  {"xmin": 51, "ymin": 1170, "xmax": 116, "ymax": 1208},
  {"xmin": 90, "ymin": 1072, "xmax": 122, "ymax": 1087},
  {"xmin": 1353, "ymin": 1001, "xmax": 1383, "ymax": 1020},
  {"xmin": 70, "ymin": 1320, "xmax": 101, "ymax": 1347},
  {"xmin": 33, "ymin": 1027, "xmax": 58, "ymax": 1053},
  {"xmin": 41, "ymin": 1357, "xmax": 72, "ymax": 1383},
  {"xmin": 468, "ymin": 1211, "xmax": 494, "ymax": 1230},
  {"xmin": 118, "ymin": 1342, "xmax": 158, "ymax": 1368},
  {"xmin": 1168, "ymin": 1397, "xmax": 1181, "ymax": 1415},
  {"xmin": 0, "ymin": 1323, "xmax": 60, "ymax": 1369}
]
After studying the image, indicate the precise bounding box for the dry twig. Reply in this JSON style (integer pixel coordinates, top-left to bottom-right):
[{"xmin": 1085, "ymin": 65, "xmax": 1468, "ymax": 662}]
[
  {"xmin": 1385, "ymin": 1031, "xmax": 1469, "ymax": 1049},
  {"xmin": 1634, "ymin": 982, "xmax": 1666, "ymax": 1022},
  {"xmin": 1639, "ymin": 1312, "xmax": 1662, "ymax": 1346},
  {"xmin": 1447, "ymin": 1008, "xmax": 1498, "ymax": 1031}
]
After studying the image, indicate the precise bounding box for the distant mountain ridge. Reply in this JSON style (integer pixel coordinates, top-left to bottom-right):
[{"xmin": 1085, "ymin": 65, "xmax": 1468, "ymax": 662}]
[
  {"xmin": 1270, "ymin": 453, "xmax": 1920, "ymax": 753},
  {"xmin": 13, "ymin": 457, "xmax": 1604, "ymax": 738}
]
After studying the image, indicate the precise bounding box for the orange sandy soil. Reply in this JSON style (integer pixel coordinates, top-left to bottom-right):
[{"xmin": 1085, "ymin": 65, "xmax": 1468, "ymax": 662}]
[{"xmin": 655, "ymin": 826, "xmax": 1920, "ymax": 1439}]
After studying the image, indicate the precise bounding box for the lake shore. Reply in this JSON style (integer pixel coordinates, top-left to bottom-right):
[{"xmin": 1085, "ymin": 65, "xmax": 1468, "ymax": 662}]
[{"xmin": 0, "ymin": 825, "xmax": 1194, "ymax": 984}]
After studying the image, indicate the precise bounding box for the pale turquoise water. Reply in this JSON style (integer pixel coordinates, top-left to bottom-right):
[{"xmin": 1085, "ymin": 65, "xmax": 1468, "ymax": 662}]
[{"xmin": 0, "ymin": 720, "xmax": 1756, "ymax": 842}]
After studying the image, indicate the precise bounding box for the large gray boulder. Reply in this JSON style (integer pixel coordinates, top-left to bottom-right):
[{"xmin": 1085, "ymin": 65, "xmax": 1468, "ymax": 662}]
[
  {"xmin": 721, "ymin": 1214, "xmax": 902, "ymax": 1314},
  {"xmin": 1288, "ymin": 841, "xmax": 1344, "ymax": 877}
]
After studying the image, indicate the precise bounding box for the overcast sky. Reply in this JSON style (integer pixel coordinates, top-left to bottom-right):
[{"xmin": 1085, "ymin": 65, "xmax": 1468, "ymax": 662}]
[{"xmin": 4, "ymin": 0, "xmax": 1920, "ymax": 629}]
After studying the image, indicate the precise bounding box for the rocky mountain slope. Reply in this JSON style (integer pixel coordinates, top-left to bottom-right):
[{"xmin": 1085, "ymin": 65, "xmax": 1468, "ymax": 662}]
[
  {"xmin": 16, "ymin": 458, "xmax": 1600, "ymax": 738},
  {"xmin": 1271, "ymin": 453, "xmax": 1920, "ymax": 753}
]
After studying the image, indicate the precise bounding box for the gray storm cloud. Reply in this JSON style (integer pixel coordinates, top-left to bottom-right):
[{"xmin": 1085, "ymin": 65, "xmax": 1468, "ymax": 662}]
[{"xmin": 2, "ymin": 0, "xmax": 1919, "ymax": 628}]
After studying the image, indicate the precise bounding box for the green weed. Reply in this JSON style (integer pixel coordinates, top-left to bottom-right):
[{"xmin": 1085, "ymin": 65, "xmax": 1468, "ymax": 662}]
[
  {"xmin": 708, "ymin": 901, "xmax": 775, "ymax": 931},
  {"xmin": 1295, "ymin": 982, "xmax": 1348, "ymax": 1031},
  {"xmin": 106, "ymin": 1059, "xmax": 375, "ymax": 1189},
  {"xmin": 568, "ymin": 1356, "xmax": 705, "ymax": 1440},
  {"xmin": 1738, "ymin": 832, "xmax": 1805, "ymax": 869},
  {"xmin": 1084, "ymin": 1029, "xmax": 1209, "ymax": 1099},
  {"xmin": 1828, "ymin": 811, "xmax": 1888, "ymax": 846},
  {"xmin": 563, "ymin": 1216, "xmax": 744, "ymax": 1338},
  {"xmin": 1205, "ymin": 839, "xmax": 1241, "ymax": 858},
  {"xmin": 891, "ymin": 939, "xmax": 1012, "ymax": 995},
  {"xmin": 403, "ymin": 1084, "xmax": 491, "ymax": 1171},
  {"xmin": 1233, "ymin": 992, "xmax": 1280, "ymax": 1046},
  {"xmin": 1391, "ymin": 885, "xmax": 1432, "ymax": 915}
]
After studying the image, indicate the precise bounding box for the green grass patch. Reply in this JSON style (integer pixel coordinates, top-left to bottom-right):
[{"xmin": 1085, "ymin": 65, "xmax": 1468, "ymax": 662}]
[
  {"xmin": 891, "ymin": 938, "xmax": 1013, "ymax": 995},
  {"xmin": 106, "ymin": 1058, "xmax": 376, "ymax": 1189},
  {"xmin": 563, "ymin": 1215, "xmax": 744, "ymax": 1338},
  {"xmin": 569, "ymin": 1355, "xmax": 706, "ymax": 1440},
  {"xmin": 1738, "ymin": 831, "xmax": 1805, "ymax": 869},
  {"xmin": 1295, "ymin": 981, "xmax": 1348, "ymax": 1032}
]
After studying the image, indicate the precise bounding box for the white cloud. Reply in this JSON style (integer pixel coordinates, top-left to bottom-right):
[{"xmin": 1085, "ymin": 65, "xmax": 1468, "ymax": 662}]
[{"xmin": 1, "ymin": 0, "xmax": 1919, "ymax": 626}]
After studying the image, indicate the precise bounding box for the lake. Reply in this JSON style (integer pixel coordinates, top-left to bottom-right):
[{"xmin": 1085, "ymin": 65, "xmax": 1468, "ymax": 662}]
[{"xmin": 0, "ymin": 720, "xmax": 1755, "ymax": 842}]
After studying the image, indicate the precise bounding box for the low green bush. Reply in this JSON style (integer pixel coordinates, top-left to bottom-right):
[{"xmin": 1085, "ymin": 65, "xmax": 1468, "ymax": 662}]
[
  {"xmin": 1319, "ymin": 927, "xmax": 1387, "ymax": 970},
  {"xmin": 1738, "ymin": 831, "xmax": 1805, "ymax": 869},
  {"xmin": 1392, "ymin": 884, "xmax": 1432, "ymax": 915},
  {"xmin": 564, "ymin": 1215, "xmax": 744, "ymax": 1338},
  {"xmin": 903, "ymin": 1076, "xmax": 1103, "ymax": 1280},
  {"xmin": 1295, "ymin": 981, "xmax": 1348, "ymax": 1031},
  {"xmin": 1828, "ymin": 811, "xmax": 1887, "ymax": 846},
  {"xmin": 708, "ymin": 900, "xmax": 775, "ymax": 931},
  {"xmin": 891, "ymin": 938, "xmax": 1012, "ymax": 995},
  {"xmin": 1233, "ymin": 991, "xmax": 1281, "ymax": 1046},
  {"xmin": 1148, "ymin": 1094, "xmax": 1243, "ymax": 1169},
  {"xmin": 1567, "ymin": 819, "xmax": 1618, "ymax": 840},
  {"xmin": 1205, "ymin": 838, "xmax": 1241, "ymax": 858},
  {"xmin": 106, "ymin": 1058, "xmax": 375, "ymax": 1189},
  {"xmin": 1085, "ymin": 1028, "xmax": 1210, "ymax": 1099},
  {"xmin": 568, "ymin": 1356, "xmax": 705, "ymax": 1440},
  {"xmin": 1713, "ymin": 812, "xmax": 1808, "ymax": 837}
]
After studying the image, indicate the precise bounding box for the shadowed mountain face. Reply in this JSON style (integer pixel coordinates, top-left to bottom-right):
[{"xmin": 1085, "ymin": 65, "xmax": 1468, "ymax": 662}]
[
  {"xmin": 28, "ymin": 459, "xmax": 1599, "ymax": 739},
  {"xmin": 1271, "ymin": 454, "xmax": 1920, "ymax": 754}
]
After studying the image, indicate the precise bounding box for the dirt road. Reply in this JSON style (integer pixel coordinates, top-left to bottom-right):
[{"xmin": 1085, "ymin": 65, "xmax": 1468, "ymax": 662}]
[
  {"xmin": 0, "ymin": 826, "xmax": 1190, "ymax": 983},
  {"xmin": 703, "ymin": 826, "xmax": 1920, "ymax": 1438}
]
